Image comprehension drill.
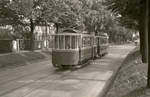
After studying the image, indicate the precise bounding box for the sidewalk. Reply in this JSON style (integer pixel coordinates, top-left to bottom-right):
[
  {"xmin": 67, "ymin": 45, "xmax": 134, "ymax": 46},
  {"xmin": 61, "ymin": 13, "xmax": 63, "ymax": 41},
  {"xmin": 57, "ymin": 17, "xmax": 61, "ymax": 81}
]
[{"xmin": 0, "ymin": 44, "xmax": 135, "ymax": 97}]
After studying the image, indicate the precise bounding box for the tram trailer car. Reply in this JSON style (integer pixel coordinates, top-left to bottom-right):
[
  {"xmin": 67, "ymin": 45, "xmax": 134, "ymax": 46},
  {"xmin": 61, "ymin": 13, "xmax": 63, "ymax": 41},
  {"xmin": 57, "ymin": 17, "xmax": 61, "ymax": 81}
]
[
  {"xmin": 51, "ymin": 29, "xmax": 109, "ymax": 68},
  {"xmin": 96, "ymin": 35, "xmax": 109, "ymax": 56}
]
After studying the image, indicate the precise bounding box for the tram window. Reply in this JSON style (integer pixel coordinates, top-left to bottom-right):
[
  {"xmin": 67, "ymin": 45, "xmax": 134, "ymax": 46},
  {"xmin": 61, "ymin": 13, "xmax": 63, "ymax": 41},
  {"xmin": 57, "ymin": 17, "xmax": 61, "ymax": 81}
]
[
  {"xmin": 88, "ymin": 37, "xmax": 92, "ymax": 46},
  {"xmin": 54, "ymin": 36, "xmax": 59, "ymax": 49},
  {"xmin": 52, "ymin": 36, "xmax": 54, "ymax": 49},
  {"xmin": 99, "ymin": 38, "xmax": 102, "ymax": 44},
  {"xmin": 94, "ymin": 38, "xmax": 97, "ymax": 45},
  {"xmin": 95, "ymin": 38, "xmax": 99, "ymax": 45},
  {"xmin": 76, "ymin": 36, "xmax": 79, "ymax": 48},
  {"xmin": 71, "ymin": 36, "xmax": 76, "ymax": 49},
  {"xmin": 53, "ymin": 35, "xmax": 65, "ymax": 49},
  {"xmin": 82, "ymin": 37, "xmax": 86, "ymax": 47},
  {"xmin": 100, "ymin": 38, "xmax": 107, "ymax": 44},
  {"xmin": 82, "ymin": 37, "xmax": 85, "ymax": 47},
  {"xmin": 101, "ymin": 38, "xmax": 104, "ymax": 44},
  {"xmin": 74, "ymin": 36, "xmax": 77, "ymax": 48},
  {"xmin": 65, "ymin": 36, "xmax": 71, "ymax": 49},
  {"xmin": 103, "ymin": 38, "xmax": 107, "ymax": 44},
  {"xmin": 59, "ymin": 36, "xmax": 65, "ymax": 49},
  {"xmin": 82, "ymin": 37, "xmax": 92, "ymax": 47}
]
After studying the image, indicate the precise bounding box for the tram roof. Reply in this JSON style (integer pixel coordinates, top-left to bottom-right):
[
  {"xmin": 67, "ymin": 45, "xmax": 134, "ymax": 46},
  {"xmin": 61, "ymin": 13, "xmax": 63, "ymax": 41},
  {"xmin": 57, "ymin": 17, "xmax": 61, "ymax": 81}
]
[
  {"xmin": 61, "ymin": 28, "xmax": 81, "ymax": 33},
  {"xmin": 51, "ymin": 33, "xmax": 108, "ymax": 38},
  {"xmin": 52, "ymin": 33, "xmax": 95, "ymax": 37},
  {"xmin": 95, "ymin": 35, "xmax": 109, "ymax": 39},
  {"xmin": 52, "ymin": 33, "xmax": 81, "ymax": 35}
]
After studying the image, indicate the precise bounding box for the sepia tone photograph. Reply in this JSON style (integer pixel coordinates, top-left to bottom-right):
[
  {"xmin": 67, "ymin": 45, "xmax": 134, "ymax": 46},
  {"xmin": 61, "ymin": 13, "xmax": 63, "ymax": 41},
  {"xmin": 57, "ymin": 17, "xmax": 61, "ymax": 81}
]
[{"xmin": 0, "ymin": 0, "xmax": 149, "ymax": 97}]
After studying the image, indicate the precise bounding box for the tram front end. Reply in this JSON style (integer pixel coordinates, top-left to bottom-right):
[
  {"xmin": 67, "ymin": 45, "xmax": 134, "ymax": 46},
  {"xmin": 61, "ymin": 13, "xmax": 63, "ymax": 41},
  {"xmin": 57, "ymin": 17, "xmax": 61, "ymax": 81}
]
[{"xmin": 51, "ymin": 33, "xmax": 81, "ymax": 68}]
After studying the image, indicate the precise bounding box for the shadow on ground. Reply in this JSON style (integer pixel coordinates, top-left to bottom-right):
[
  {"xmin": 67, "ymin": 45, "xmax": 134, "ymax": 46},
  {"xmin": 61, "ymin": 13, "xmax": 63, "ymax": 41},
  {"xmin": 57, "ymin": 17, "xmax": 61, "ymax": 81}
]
[{"xmin": 0, "ymin": 51, "xmax": 51, "ymax": 68}]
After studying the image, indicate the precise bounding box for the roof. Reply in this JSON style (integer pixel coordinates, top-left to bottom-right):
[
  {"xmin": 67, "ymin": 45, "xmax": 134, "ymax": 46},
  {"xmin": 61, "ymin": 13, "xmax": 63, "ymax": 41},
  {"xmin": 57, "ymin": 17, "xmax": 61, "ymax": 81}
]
[
  {"xmin": 53, "ymin": 28, "xmax": 94, "ymax": 37},
  {"xmin": 52, "ymin": 33, "xmax": 82, "ymax": 36},
  {"xmin": 61, "ymin": 28, "xmax": 82, "ymax": 33}
]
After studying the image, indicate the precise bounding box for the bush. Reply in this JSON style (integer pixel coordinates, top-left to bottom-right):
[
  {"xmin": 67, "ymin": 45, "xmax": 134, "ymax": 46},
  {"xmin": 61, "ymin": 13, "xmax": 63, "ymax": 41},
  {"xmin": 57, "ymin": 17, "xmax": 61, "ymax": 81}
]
[
  {"xmin": 0, "ymin": 28, "xmax": 14, "ymax": 53},
  {"xmin": 0, "ymin": 28, "xmax": 14, "ymax": 39},
  {"xmin": 0, "ymin": 40, "xmax": 12, "ymax": 53}
]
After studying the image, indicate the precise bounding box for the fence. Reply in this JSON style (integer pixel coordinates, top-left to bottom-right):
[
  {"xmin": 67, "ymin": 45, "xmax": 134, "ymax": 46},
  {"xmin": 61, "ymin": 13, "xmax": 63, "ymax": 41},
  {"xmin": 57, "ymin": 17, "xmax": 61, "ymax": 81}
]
[
  {"xmin": 16, "ymin": 39, "xmax": 53, "ymax": 51},
  {"xmin": 0, "ymin": 38, "xmax": 53, "ymax": 53}
]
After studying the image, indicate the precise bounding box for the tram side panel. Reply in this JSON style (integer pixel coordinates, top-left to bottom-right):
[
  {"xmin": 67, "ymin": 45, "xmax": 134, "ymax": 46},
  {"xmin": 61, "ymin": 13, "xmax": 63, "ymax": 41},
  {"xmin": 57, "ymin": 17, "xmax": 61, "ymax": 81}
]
[{"xmin": 80, "ymin": 47, "xmax": 93, "ymax": 62}]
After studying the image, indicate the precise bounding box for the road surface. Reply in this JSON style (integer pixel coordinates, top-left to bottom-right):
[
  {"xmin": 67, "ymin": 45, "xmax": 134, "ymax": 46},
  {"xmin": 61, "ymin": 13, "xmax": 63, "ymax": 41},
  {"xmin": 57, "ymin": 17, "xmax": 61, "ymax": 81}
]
[{"xmin": 0, "ymin": 44, "xmax": 135, "ymax": 97}]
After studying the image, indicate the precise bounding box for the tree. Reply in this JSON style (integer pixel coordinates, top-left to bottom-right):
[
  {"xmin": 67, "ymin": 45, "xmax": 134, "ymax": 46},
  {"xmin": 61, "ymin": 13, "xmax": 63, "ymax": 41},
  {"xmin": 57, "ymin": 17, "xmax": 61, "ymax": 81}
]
[
  {"xmin": 2, "ymin": 0, "xmax": 128, "ymax": 48},
  {"xmin": 0, "ymin": 0, "xmax": 23, "ymax": 25},
  {"xmin": 105, "ymin": 0, "xmax": 150, "ymax": 88},
  {"xmin": 1, "ymin": 0, "xmax": 77, "ymax": 49},
  {"xmin": 9, "ymin": 0, "xmax": 52, "ymax": 50},
  {"xmin": 146, "ymin": 0, "xmax": 150, "ymax": 88},
  {"xmin": 105, "ymin": 0, "xmax": 148, "ymax": 63}
]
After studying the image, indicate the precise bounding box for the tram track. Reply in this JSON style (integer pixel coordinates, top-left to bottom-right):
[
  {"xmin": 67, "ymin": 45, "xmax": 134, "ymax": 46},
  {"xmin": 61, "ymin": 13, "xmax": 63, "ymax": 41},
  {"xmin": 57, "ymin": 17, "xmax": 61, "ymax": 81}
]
[
  {"xmin": 0, "ymin": 60, "xmax": 52, "ymax": 85},
  {"xmin": 0, "ymin": 59, "xmax": 93, "ymax": 97},
  {"xmin": 0, "ymin": 65, "xmax": 74, "ymax": 97},
  {"xmin": 0, "ymin": 60, "xmax": 50, "ymax": 77}
]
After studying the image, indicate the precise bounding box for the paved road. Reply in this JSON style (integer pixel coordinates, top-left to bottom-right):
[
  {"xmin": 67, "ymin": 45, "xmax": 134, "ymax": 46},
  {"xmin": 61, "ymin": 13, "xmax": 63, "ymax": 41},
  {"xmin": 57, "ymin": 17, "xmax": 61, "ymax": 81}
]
[{"xmin": 0, "ymin": 44, "xmax": 135, "ymax": 97}]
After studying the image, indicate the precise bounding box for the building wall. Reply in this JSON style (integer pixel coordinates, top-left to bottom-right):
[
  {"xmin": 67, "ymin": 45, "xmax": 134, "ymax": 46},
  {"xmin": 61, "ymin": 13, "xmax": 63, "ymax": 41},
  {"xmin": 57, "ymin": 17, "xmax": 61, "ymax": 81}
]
[{"xmin": 34, "ymin": 23, "xmax": 56, "ymax": 40}]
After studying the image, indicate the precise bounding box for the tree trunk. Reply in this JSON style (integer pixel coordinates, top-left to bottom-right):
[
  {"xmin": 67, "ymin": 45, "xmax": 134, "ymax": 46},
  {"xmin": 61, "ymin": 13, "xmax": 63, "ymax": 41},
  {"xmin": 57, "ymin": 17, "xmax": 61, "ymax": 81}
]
[
  {"xmin": 139, "ymin": 0, "xmax": 148, "ymax": 63},
  {"xmin": 29, "ymin": 19, "xmax": 35, "ymax": 51},
  {"xmin": 139, "ymin": 29, "xmax": 147, "ymax": 62},
  {"xmin": 146, "ymin": 0, "xmax": 150, "ymax": 88}
]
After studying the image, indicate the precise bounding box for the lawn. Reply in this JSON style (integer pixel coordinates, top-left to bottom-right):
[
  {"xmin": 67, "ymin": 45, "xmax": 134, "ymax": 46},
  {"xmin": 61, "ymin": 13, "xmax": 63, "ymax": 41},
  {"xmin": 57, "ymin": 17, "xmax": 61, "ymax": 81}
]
[{"xmin": 105, "ymin": 47, "xmax": 150, "ymax": 97}]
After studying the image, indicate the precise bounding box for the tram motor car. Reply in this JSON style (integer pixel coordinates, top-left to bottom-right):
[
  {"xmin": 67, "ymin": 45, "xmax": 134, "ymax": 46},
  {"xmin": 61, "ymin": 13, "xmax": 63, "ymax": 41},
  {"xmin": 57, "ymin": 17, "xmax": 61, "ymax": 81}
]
[{"xmin": 51, "ymin": 29, "xmax": 109, "ymax": 69}]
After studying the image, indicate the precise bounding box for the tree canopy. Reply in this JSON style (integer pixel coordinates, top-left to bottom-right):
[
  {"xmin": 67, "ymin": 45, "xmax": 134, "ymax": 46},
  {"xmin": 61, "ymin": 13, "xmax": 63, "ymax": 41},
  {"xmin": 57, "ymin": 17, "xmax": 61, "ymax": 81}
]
[
  {"xmin": 105, "ymin": 0, "xmax": 148, "ymax": 64},
  {"xmin": 0, "ymin": 0, "xmax": 110, "ymax": 33},
  {"xmin": 105, "ymin": 0, "xmax": 143, "ymax": 29}
]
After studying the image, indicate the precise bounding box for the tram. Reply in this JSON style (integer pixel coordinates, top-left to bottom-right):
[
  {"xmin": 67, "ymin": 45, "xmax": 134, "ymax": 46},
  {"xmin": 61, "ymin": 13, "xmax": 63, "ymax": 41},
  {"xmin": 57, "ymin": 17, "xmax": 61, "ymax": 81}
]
[{"xmin": 51, "ymin": 29, "xmax": 109, "ymax": 68}]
